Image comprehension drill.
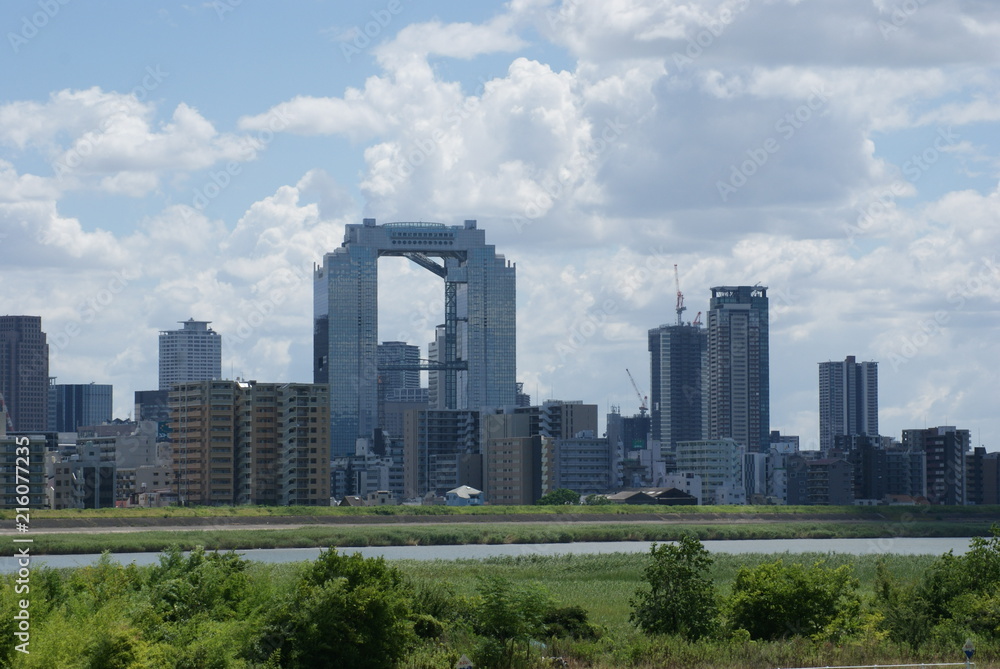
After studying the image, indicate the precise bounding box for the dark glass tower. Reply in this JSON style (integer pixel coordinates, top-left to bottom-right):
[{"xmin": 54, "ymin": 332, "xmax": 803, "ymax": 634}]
[
  {"xmin": 648, "ymin": 323, "xmax": 707, "ymax": 450},
  {"xmin": 706, "ymin": 286, "xmax": 769, "ymax": 452},
  {"xmin": 315, "ymin": 219, "xmax": 516, "ymax": 457},
  {"xmin": 0, "ymin": 315, "xmax": 49, "ymax": 432}
]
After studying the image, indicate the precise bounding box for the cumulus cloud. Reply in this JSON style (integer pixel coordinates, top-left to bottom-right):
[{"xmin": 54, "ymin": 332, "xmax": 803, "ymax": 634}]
[{"xmin": 2, "ymin": 0, "xmax": 999, "ymax": 445}]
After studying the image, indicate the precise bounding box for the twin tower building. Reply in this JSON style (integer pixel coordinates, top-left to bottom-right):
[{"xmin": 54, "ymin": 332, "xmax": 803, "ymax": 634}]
[{"xmin": 313, "ymin": 218, "xmax": 771, "ymax": 457}]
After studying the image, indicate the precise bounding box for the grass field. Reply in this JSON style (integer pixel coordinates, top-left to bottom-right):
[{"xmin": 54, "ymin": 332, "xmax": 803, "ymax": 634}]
[
  {"xmin": 23, "ymin": 518, "xmax": 995, "ymax": 554},
  {"xmin": 396, "ymin": 551, "xmax": 941, "ymax": 632},
  {"xmin": 7, "ymin": 503, "xmax": 1000, "ymax": 521}
]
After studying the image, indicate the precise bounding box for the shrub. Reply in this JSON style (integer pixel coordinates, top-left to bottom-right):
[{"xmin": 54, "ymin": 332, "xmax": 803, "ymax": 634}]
[
  {"xmin": 630, "ymin": 536, "xmax": 718, "ymax": 639},
  {"xmin": 727, "ymin": 559, "xmax": 860, "ymax": 640}
]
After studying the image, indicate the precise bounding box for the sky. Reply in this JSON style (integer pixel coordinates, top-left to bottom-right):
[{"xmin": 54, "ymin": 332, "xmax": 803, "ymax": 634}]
[{"xmin": 1, "ymin": 0, "xmax": 998, "ymax": 450}]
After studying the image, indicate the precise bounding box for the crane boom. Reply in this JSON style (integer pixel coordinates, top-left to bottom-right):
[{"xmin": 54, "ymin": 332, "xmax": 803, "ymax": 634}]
[
  {"xmin": 674, "ymin": 264, "xmax": 686, "ymax": 325},
  {"xmin": 625, "ymin": 368, "xmax": 648, "ymax": 416}
]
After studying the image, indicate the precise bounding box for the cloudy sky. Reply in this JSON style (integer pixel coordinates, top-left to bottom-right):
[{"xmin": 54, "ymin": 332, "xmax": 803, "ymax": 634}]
[{"xmin": 1, "ymin": 0, "xmax": 998, "ymax": 449}]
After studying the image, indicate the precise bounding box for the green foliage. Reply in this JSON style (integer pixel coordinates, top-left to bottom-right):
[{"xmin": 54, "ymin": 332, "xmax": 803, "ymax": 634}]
[
  {"xmin": 536, "ymin": 488, "xmax": 580, "ymax": 505},
  {"xmin": 875, "ymin": 524, "xmax": 1000, "ymax": 646},
  {"xmin": 630, "ymin": 536, "xmax": 718, "ymax": 639},
  {"xmin": 544, "ymin": 605, "xmax": 600, "ymax": 639},
  {"xmin": 254, "ymin": 548, "xmax": 416, "ymax": 669},
  {"xmin": 472, "ymin": 575, "xmax": 552, "ymax": 668},
  {"xmin": 585, "ymin": 494, "xmax": 613, "ymax": 506},
  {"xmin": 726, "ymin": 559, "xmax": 860, "ymax": 640}
]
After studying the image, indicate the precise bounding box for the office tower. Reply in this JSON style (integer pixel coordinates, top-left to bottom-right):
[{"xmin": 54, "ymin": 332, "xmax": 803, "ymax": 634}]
[
  {"xmin": 706, "ymin": 286, "xmax": 769, "ymax": 452},
  {"xmin": 377, "ymin": 341, "xmax": 420, "ymax": 398},
  {"xmin": 158, "ymin": 319, "xmax": 222, "ymax": 391},
  {"xmin": 818, "ymin": 355, "xmax": 878, "ymax": 452},
  {"xmin": 402, "ymin": 408, "xmax": 481, "ymax": 498},
  {"xmin": 0, "ymin": 315, "xmax": 49, "ymax": 431},
  {"xmin": 48, "ymin": 382, "xmax": 113, "ymax": 432},
  {"xmin": 134, "ymin": 389, "xmax": 170, "ymax": 423},
  {"xmin": 902, "ymin": 426, "xmax": 970, "ymax": 505},
  {"xmin": 315, "ymin": 219, "xmax": 516, "ymax": 456},
  {"xmin": 169, "ymin": 380, "xmax": 330, "ymax": 506},
  {"xmin": 648, "ymin": 323, "xmax": 707, "ymax": 449}
]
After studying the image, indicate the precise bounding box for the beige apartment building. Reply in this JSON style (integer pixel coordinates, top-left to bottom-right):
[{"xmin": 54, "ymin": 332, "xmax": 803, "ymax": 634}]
[{"xmin": 170, "ymin": 380, "xmax": 330, "ymax": 506}]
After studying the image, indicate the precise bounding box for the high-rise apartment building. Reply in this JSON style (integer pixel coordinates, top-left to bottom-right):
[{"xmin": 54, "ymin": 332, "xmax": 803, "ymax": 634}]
[
  {"xmin": 315, "ymin": 219, "xmax": 516, "ymax": 456},
  {"xmin": 902, "ymin": 426, "xmax": 970, "ymax": 505},
  {"xmin": 818, "ymin": 356, "xmax": 878, "ymax": 452},
  {"xmin": 706, "ymin": 286, "xmax": 769, "ymax": 452},
  {"xmin": 0, "ymin": 315, "xmax": 49, "ymax": 431},
  {"xmin": 169, "ymin": 380, "xmax": 330, "ymax": 506},
  {"xmin": 648, "ymin": 323, "xmax": 707, "ymax": 450},
  {"xmin": 48, "ymin": 382, "xmax": 113, "ymax": 432},
  {"xmin": 158, "ymin": 319, "xmax": 222, "ymax": 391}
]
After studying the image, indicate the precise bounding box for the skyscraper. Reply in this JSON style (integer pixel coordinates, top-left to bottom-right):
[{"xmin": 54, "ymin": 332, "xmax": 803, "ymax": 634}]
[
  {"xmin": 48, "ymin": 382, "xmax": 113, "ymax": 432},
  {"xmin": 0, "ymin": 315, "xmax": 49, "ymax": 431},
  {"xmin": 648, "ymin": 323, "xmax": 707, "ymax": 450},
  {"xmin": 158, "ymin": 319, "xmax": 222, "ymax": 391},
  {"xmin": 376, "ymin": 341, "xmax": 421, "ymax": 400},
  {"xmin": 706, "ymin": 286, "xmax": 769, "ymax": 452},
  {"xmin": 818, "ymin": 355, "xmax": 878, "ymax": 451},
  {"xmin": 315, "ymin": 219, "xmax": 516, "ymax": 457}
]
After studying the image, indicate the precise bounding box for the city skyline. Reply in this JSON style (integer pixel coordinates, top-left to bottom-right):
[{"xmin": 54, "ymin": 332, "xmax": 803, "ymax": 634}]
[{"xmin": 1, "ymin": 2, "xmax": 998, "ymax": 450}]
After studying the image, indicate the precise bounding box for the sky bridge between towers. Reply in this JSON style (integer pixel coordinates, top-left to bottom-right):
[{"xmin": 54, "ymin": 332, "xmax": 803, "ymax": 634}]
[{"xmin": 314, "ymin": 218, "xmax": 516, "ymax": 456}]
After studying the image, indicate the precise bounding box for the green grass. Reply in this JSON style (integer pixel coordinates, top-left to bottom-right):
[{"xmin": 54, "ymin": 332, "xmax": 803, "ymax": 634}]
[
  {"xmin": 8, "ymin": 503, "xmax": 1000, "ymax": 521},
  {"xmin": 26, "ymin": 519, "xmax": 995, "ymax": 555},
  {"xmin": 395, "ymin": 551, "xmax": 942, "ymax": 632}
]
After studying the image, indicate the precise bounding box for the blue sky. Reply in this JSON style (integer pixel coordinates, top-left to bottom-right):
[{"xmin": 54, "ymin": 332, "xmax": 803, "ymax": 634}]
[{"xmin": 2, "ymin": 0, "xmax": 999, "ymax": 449}]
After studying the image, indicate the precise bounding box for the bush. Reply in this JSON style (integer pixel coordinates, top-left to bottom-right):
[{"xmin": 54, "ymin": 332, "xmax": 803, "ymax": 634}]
[
  {"xmin": 254, "ymin": 549, "xmax": 416, "ymax": 669},
  {"xmin": 727, "ymin": 559, "xmax": 860, "ymax": 640},
  {"xmin": 536, "ymin": 489, "xmax": 580, "ymax": 505},
  {"xmin": 630, "ymin": 536, "xmax": 718, "ymax": 639}
]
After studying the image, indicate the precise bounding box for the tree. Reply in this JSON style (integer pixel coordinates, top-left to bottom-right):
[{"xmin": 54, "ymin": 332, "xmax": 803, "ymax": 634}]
[
  {"xmin": 630, "ymin": 536, "xmax": 718, "ymax": 639},
  {"xmin": 536, "ymin": 488, "xmax": 579, "ymax": 505},
  {"xmin": 472, "ymin": 575, "xmax": 551, "ymax": 669},
  {"xmin": 254, "ymin": 549, "xmax": 415, "ymax": 669},
  {"xmin": 727, "ymin": 559, "xmax": 860, "ymax": 640},
  {"xmin": 584, "ymin": 494, "xmax": 613, "ymax": 506}
]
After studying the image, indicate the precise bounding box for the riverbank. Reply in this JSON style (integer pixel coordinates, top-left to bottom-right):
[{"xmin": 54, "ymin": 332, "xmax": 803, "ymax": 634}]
[{"xmin": 20, "ymin": 517, "xmax": 997, "ymax": 555}]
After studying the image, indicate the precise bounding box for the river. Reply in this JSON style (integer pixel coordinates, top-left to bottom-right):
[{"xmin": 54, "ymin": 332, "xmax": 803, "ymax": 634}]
[{"xmin": 1, "ymin": 536, "xmax": 975, "ymax": 573}]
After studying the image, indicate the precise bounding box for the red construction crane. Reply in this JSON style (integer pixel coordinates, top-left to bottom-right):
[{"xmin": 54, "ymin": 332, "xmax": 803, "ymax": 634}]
[
  {"xmin": 625, "ymin": 368, "xmax": 648, "ymax": 416},
  {"xmin": 692, "ymin": 311, "xmax": 702, "ymax": 327},
  {"xmin": 674, "ymin": 264, "xmax": 686, "ymax": 325}
]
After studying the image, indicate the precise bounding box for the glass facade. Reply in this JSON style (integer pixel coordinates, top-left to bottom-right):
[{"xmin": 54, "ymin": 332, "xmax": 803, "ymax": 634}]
[
  {"xmin": 707, "ymin": 286, "xmax": 769, "ymax": 452},
  {"xmin": 315, "ymin": 219, "xmax": 516, "ymax": 457}
]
